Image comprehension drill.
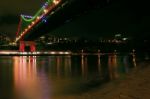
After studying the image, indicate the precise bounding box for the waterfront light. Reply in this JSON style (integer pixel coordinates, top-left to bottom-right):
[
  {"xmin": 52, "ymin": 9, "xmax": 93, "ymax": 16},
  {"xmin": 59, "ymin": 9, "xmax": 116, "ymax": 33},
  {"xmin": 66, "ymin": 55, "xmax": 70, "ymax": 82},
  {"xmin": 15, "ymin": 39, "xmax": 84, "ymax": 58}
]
[
  {"xmin": 36, "ymin": 52, "xmax": 40, "ymax": 54},
  {"xmin": 0, "ymin": 51, "xmax": 72, "ymax": 55},
  {"xmin": 59, "ymin": 52, "xmax": 64, "ymax": 54},
  {"xmin": 51, "ymin": 52, "xmax": 56, "ymax": 54},
  {"xmin": 64, "ymin": 52, "xmax": 70, "ymax": 54}
]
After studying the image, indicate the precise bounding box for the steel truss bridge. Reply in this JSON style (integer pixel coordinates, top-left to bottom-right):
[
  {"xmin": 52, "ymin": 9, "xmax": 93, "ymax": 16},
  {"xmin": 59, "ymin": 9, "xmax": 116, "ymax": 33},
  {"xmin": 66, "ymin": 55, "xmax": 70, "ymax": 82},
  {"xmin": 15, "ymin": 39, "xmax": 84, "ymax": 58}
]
[{"xmin": 14, "ymin": 0, "xmax": 113, "ymax": 51}]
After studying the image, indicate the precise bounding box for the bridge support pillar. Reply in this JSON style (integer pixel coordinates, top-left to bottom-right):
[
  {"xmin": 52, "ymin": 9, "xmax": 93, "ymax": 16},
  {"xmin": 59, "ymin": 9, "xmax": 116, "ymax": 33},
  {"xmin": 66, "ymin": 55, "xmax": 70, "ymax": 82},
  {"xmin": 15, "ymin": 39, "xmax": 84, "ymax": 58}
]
[
  {"xmin": 19, "ymin": 41, "xmax": 36, "ymax": 52},
  {"xmin": 19, "ymin": 41, "xmax": 25, "ymax": 52}
]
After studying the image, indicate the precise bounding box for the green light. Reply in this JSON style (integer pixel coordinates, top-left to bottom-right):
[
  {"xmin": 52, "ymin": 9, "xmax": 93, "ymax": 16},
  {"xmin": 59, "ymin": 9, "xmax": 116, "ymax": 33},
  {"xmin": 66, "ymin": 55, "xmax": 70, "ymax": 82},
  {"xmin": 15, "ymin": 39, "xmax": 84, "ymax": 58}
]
[
  {"xmin": 16, "ymin": 0, "xmax": 62, "ymax": 41},
  {"xmin": 21, "ymin": 0, "xmax": 53, "ymax": 22},
  {"xmin": 18, "ymin": 0, "xmax": 54, "ymax": 35}
]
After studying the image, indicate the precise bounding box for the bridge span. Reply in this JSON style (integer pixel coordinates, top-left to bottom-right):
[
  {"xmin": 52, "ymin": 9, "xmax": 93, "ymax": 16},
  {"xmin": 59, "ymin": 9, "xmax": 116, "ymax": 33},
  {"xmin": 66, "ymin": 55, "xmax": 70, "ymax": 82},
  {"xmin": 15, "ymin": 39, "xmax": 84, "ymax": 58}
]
[{"xmin": 14, "ymin": 0, "xmax": 114, "ymax": 51}]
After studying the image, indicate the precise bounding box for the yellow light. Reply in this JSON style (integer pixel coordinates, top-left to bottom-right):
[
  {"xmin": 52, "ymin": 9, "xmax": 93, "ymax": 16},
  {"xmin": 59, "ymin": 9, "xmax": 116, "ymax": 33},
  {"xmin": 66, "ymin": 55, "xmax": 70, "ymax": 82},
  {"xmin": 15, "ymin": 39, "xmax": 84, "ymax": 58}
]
[
  {"xmin": 53, "ymin": 0, "xmax": 60, "ymax": 5},
  {"xmin": 51, "ymin": 52, "xmax": 56, "ymax": 54},
  {"xmin": 28, "ymin": 25, "xmax": 31, "ymax": 28},
  {"xmin": 37, "ymin": 16, "xmax": 40, "ymax": 20},
  {"xmin": 59, "ymin": 52, "xmax": 63, "ymax": 54},
  {"xmin": 44, "ymin": 9, "xmax": 48, "ymax": 13},
  {"xmin": 32, "ymin": 21, "xmax": 35, "ymax": 25},
  {"xmin": 64, "ymin": 52, "xmax": 70, "ymax": 54},
  {"xmin": 50, "ymin": 11, "xmax": 54, "ymax": 15}
]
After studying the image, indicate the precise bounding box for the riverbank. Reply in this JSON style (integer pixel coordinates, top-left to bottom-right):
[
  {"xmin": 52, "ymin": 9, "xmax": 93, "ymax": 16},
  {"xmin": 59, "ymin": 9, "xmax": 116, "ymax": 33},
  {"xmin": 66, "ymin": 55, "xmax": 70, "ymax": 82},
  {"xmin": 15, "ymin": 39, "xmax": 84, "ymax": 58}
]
[{"xmin": 54, "ymin": 61, "xmax": 150, "ymax": 99}]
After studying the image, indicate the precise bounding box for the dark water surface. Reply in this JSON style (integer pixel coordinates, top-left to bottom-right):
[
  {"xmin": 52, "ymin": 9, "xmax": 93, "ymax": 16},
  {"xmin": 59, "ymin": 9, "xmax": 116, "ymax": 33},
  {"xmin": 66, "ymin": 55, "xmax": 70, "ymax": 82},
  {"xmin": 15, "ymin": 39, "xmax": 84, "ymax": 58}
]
[{"xmin": 0, "ymin": 53, "xmax": 148, "ymax": 99}]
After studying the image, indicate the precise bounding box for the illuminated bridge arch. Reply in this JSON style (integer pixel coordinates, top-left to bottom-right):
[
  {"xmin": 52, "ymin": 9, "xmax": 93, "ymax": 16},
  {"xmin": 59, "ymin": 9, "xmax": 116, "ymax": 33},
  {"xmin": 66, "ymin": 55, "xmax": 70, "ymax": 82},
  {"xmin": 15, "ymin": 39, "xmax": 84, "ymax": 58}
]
[{"xmin": 15, "ymin": 0, "xmax": 62, "ymax": 42}]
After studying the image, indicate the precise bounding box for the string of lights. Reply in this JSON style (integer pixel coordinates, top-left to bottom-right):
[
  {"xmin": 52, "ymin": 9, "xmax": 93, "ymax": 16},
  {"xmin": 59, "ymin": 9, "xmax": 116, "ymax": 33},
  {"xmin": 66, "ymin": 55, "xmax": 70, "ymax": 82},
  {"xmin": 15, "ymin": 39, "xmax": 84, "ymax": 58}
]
[{"xmin": 15, "ymin": 0, "xmax": 61, "ymax": 42}]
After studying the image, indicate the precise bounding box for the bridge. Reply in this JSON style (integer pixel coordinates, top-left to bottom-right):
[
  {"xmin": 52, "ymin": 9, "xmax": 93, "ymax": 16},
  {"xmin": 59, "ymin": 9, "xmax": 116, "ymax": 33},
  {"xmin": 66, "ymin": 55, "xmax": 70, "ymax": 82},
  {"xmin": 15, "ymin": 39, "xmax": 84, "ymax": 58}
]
[{"xmin": 14, "ymin": 0, "xmax": 113, "ymax": 52}]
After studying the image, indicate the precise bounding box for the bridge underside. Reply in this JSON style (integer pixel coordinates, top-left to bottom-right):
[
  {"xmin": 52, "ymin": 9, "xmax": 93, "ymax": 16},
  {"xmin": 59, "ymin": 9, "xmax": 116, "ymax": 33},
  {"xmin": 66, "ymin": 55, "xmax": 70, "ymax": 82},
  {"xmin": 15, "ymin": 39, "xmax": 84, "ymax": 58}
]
[{"xmin": 22, "ymin": 0, "xmax": 113, "ymax": 41}]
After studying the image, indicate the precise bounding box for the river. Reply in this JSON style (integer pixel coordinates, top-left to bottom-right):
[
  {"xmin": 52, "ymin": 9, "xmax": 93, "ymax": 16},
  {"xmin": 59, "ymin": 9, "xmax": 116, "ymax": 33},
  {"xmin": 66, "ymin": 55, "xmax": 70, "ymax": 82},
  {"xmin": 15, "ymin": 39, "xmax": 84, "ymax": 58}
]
[{"xmin": 0, "ymin": 53, "xmax": 149, "ymax": 99}]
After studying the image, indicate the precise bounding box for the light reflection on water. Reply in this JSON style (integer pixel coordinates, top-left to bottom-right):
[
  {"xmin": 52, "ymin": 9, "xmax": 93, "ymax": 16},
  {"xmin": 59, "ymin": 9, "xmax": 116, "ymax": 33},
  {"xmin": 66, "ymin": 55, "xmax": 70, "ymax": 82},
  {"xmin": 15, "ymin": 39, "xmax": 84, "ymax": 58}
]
[{"xmin": 0, "ymin": 53, "xmax": 143, "ymax": 99}]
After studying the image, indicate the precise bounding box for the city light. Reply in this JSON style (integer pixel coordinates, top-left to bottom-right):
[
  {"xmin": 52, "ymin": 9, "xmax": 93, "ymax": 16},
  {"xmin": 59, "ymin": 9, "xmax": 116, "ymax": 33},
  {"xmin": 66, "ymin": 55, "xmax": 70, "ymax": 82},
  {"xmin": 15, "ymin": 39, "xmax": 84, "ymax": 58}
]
[{"xmin": 0, "ymin": 51, "xmax": 72, "ymax": 55}]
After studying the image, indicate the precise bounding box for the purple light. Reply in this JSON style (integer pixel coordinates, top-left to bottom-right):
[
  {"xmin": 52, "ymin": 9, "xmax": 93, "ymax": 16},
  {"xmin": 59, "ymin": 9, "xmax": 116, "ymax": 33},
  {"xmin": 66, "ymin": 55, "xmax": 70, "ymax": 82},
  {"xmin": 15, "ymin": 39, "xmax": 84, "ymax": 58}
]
[
  {"xmin": 42, "ymin": 19, "xmax": 47, "ymax": 23},
  {"xmin": 21, "ymin": 14, "xmax": 33, "ymax": 19},
  {"xmin": 41, "ymin": 16, "xmax": 47, "ymax": 23},
  {"xmin": 42, "ymin": 2, "xmax": 48, "ymax": 8}
]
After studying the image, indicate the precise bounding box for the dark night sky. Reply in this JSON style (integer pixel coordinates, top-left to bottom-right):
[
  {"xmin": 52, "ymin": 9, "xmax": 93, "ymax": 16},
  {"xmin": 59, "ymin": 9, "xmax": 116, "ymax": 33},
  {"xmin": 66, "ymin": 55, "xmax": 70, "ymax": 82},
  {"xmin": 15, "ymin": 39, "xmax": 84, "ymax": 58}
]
[
  {"xmin": 0, "ymin": 0, "xmax": 150, "ymax": 40},
  {"xmin": 51, "ymin": 0, "xmax": 150, "ymax": 39},
  {"xmin": 0, "ymin": 0, "xmax": 43, "ymax": 39}
]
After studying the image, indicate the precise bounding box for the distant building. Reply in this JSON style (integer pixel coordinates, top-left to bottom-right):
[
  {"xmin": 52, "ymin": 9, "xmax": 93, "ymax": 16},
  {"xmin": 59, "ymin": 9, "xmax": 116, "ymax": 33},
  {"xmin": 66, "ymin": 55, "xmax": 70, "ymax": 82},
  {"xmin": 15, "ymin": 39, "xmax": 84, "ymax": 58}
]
[
  {"xmin": 98, "ymin": 33, "xmax": 130, "ymax": 44},
  {"xmin": 0, "ymin": 33, "xmax": 11, "ymax": 45}
]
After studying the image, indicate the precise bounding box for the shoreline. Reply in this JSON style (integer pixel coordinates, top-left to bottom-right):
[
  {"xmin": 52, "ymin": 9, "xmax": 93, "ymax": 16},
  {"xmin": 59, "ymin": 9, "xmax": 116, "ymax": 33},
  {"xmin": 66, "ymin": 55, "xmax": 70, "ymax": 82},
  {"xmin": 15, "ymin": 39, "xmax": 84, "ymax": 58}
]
[
  {"xmin": 53, "ymin": 61, "xmax": 150, "ymax": 99},
  {"xmin": 0, "ymin": 50, "xmax": 134, "ymax": 56}
]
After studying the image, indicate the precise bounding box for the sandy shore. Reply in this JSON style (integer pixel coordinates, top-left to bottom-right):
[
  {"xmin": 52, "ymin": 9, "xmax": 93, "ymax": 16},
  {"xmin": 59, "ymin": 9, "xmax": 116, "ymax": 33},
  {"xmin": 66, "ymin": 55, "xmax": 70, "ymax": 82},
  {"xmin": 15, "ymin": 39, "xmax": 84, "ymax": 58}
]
[{"xmin": 53, "ymin": 61, "xmax": 150, "ymax": 99}]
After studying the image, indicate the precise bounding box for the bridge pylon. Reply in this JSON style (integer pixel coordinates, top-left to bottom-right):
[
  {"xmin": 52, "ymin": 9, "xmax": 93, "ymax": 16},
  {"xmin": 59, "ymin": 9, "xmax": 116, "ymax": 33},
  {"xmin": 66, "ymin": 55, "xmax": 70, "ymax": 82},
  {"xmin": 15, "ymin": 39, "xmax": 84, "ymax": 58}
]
[{"xmin": 19, "ymin": 41, "xmax": 36, "ymax": 52}]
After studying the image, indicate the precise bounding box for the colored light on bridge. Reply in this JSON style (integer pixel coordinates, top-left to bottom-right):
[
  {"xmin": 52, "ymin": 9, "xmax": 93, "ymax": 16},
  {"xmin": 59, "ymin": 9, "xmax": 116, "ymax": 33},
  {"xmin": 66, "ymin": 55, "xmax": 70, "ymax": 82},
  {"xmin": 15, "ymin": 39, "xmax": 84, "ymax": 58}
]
[
  {"xmin": 28, "ymin": 25, "xmax": 31, "ymax": 28},
  {"xmin": 21, "ymin": 14, "xmax": 33, "ymax": 19},
  {"xmin": 44, "ymin": 9, "xmax": 48, "ymax": 14},
  {"xmin": 32, "ymin": 21, "xmax": 35, "ymax": 25},
  {"xmin": 42, "ymin": 2, "xmax": 49, "ymax": 8},
  {"xmin": 53, "ymin": 0, "xmax": 61, "ymax": 5},
  {"xmin": 37, "ymin": 16, "xmax": 40, "ymax": 20}
]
